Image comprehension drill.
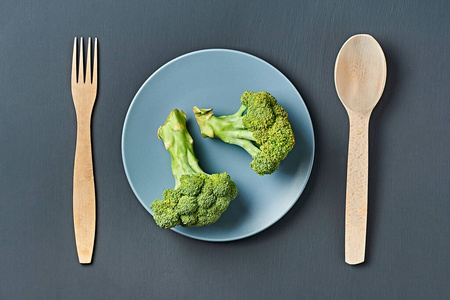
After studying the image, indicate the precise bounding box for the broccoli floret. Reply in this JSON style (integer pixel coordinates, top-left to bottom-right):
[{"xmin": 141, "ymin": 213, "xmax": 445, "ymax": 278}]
[
  {"xmin": 150, "ymin": 109, "xmax": 238, "ymax": 229},
  {"xmin": 193, "ymin": 91, "xmax": 295, "ymax": 175}
]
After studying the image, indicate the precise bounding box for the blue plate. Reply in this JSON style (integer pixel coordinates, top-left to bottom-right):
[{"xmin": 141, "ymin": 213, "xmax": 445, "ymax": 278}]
[{"xmin": 122, "ymin": 49, "xmax": 314, "ymax": 241}]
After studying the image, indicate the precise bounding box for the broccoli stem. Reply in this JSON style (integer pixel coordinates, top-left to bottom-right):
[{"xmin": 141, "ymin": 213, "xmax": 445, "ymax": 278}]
[
  {"xmin": 193, "ymin": 106, "xmax": 261, "ymax": 158},
  {"xmin": 157, "ymin": 109, "xmax": 204, "ymax": 188}
]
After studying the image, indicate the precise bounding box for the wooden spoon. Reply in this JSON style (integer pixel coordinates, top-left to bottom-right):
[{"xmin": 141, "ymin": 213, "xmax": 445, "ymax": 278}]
[{"xmin": 334, "ymin": 34, "xmax": 387, "ymax": 265}]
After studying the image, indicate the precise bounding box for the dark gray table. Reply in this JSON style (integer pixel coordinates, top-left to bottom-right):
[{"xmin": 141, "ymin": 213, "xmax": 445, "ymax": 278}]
[{"xmin": 1, "ymin": 1, "xmax": 449, "ymax": 299}]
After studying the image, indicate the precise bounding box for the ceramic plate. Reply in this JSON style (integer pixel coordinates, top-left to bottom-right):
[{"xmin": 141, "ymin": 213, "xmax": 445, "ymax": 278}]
[{"xmin": 122, "ymin": 49, "xmax": 314, "ymax": 241}]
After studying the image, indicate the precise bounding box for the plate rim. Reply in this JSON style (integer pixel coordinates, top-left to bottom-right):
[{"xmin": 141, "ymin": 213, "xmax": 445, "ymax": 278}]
[{"xmin": 121, "ymin": 48, "xmax": 315, "ymax": 242}]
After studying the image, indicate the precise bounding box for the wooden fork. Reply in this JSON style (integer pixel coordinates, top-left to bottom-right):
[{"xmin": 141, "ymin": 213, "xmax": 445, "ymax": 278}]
[{"xmin": 71, "ymin": 37, "xmax": 98, "ymax": 264}]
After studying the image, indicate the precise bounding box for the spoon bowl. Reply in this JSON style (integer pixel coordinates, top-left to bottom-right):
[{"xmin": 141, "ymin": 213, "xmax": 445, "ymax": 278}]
[
  {"xmin": 335, "ymin": 34, "xmax": 386, "ymax": 113},
  {"xmin": 334, "ymin": 34, "xmax": 387, "ymax": 265}
]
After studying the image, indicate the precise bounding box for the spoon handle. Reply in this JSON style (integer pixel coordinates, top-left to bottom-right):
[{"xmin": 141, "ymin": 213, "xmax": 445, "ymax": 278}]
[{"xmin": 345, "ymin": 110, "xmax": 370, "ymax": 265}]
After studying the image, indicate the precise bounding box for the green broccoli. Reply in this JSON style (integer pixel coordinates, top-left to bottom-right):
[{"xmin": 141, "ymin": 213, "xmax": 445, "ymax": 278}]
[
  {"xmin": 193, "ymin": 91, "xmax": 295, "ymax": 175},
  {"xmin": 150, "ymin": 109, "xmax": 238, "ymax": 229}
]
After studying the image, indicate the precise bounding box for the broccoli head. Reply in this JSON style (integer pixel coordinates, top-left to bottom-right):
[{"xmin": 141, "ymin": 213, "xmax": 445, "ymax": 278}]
[
  {"xmin": 150, "ymin": 109, "xmax": 238, "ymax": 229},
  {"xmin": 193, "ymin": 91, "xmax": 295, "ymax": 175}
]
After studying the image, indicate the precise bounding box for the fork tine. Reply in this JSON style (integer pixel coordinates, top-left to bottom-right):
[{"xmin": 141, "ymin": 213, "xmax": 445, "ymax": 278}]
[
  {"xmin": 72, "ymin": 37, "xmax": 77, "ymax": 84},
  {"xmin": 86, "ymin": 37, "xmax": 92, "ymax": 84},
  {"xmin": 78, "ymin": 37, "xmax": 84, "ymax": 83},
  {"xmin": 92, "ymin": 38, "xmax": 98, "ymax": 86}
]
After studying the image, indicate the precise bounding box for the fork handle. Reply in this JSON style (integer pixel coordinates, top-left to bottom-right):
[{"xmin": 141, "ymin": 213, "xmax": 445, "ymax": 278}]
[
  {"xmin": 73, "ymin": 118, "xmax": 96, "ymax": 264},
  {"xmin": 345, "ymin": 110, "xmax": 370, "ymax": 265}
]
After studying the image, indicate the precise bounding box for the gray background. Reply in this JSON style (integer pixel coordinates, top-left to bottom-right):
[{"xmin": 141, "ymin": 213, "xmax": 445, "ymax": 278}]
[{"xmin": 1, "ymin": 0, "xmax": 449, "ymax": 299}]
